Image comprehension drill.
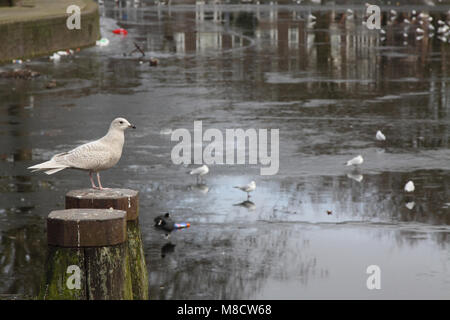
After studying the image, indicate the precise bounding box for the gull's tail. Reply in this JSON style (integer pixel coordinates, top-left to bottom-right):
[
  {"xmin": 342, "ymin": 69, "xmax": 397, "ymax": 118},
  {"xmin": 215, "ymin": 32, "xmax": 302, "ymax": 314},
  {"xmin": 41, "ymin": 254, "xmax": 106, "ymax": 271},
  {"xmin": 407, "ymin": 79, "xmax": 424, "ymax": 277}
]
[{"xmin": 28, "ymin": 159, "xmax": 68, "ymax": 175}]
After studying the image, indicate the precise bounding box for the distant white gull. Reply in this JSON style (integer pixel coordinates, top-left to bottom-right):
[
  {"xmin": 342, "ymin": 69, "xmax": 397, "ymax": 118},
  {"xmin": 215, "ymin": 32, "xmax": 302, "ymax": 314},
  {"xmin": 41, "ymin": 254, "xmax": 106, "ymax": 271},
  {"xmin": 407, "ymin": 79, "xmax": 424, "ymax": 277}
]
[
  {"xmin": 345, "ymin": 155, "xmax": 363, "ymax": 166},
  {"xmin": 376, "ymin": 130, "xmax": 386, "ymax": 141},
  {"xmin": 28, "ymin": 118, "xmax": 136, "ymax": 190},
  {"xmin": 49, "ymin": 53, "xmax": 60, "ymax": 62},
  {"xmin": 234, "ymin": 181, "xmax": 256, "ymax": 199},
  {"xmin": 189, "ymin": 165, "xmax": 209, "ymax": 182},
  {"xmin": 404, "ymin": 181, "xmax": 415, "ymax": 192}
]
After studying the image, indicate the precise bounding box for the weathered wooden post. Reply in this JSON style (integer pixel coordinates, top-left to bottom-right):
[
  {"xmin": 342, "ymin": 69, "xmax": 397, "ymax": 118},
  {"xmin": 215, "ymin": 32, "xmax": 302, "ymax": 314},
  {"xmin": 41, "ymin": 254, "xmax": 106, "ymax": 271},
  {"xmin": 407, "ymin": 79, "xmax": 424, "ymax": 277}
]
[
  {"xmin": 65, "ymin": 189, "xmax": 149, "ymax": 300},
  {"xmin": 39, "ymin": 208, "xmax": 133, "ymax": 300}
]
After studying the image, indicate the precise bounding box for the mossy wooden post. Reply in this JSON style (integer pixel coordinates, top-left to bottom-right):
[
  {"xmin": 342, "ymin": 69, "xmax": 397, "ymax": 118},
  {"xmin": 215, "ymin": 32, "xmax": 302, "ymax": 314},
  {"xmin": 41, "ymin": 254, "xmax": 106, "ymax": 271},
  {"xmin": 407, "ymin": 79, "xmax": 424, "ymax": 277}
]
[
  {"xmin": 39, "ymin": 208, "xmax": 133, "ymax": 300},
  {"xmin": 65, "ymin": 189, "xmax": 149, "ymax": 300}
]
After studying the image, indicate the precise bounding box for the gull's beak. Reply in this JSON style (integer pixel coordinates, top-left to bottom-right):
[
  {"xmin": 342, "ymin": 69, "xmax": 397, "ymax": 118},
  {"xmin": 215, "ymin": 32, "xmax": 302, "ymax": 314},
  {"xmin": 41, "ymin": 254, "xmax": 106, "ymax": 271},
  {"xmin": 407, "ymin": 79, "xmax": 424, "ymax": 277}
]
[{"xmin": 129, "ymin": 124, "xmax": 136, "ymax": 129}]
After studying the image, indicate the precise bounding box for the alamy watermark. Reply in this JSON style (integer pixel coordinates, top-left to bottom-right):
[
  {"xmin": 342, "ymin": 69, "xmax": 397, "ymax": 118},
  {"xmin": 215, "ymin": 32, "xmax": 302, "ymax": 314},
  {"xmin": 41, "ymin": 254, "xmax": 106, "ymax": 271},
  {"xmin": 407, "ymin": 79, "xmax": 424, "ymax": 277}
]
[
  {"xmin": 366, "ymin": 265, "xmax": 381, "ymax": 290},
  {"xmin": 66, "ymin": 265, "xmax": 81, "ymax": 290},
  {"xmin": 365, "ymin": 5, "xmax": 381, "ymax": 30},
  {"xmin": 66, "ymin": 5, "xmax": 81, "ymax": 30},
  {"xmin": 170, "ymin": 121, "xmax": 279, "ymax": 175}
]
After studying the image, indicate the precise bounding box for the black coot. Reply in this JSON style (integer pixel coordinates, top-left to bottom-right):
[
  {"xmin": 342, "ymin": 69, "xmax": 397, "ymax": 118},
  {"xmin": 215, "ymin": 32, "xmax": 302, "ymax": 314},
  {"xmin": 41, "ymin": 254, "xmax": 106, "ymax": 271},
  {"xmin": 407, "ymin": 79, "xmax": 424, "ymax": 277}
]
[{"xmin": 154, "ymin": 212, "xmax": 175, "ymax": 232}]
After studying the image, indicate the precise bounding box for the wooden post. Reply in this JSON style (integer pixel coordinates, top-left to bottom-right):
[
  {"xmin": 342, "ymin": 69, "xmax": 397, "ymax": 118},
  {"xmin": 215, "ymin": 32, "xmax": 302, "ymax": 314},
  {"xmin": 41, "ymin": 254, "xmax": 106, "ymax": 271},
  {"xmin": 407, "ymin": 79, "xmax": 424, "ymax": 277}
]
[
  {"xmin": 65, "ymin": 189, "xmax": 149, "ymax": 300},
  {"xmin": 39, "ymin": 208, "xmax": 133, "ymax": 300}
]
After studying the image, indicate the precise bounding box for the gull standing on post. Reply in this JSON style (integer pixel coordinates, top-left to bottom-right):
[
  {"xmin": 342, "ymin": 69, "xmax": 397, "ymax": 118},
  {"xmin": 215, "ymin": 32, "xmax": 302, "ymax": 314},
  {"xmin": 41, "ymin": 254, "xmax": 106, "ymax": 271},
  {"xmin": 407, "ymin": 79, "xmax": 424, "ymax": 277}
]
[
  {"xmin": 189, "ymin": 164, "xmax": 209, "ymax": 183},
  {"xmin": 234, "ymin": 181, "xmax": 256, "ymax": 199},
  {"xmin": 28, "ymin": 117, "xmax": 136, "ymax": 190}
]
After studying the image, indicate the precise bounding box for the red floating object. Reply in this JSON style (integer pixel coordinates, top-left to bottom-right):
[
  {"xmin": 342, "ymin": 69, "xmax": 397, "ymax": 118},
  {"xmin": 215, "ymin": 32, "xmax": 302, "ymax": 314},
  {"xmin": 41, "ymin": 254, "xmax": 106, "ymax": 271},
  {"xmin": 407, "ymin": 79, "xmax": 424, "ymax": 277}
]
[
  {"xmin": 113, "ymin": 28, "xmax": 128, "ymax": 35},
  {"xmin": 174, "ymin": 223, "xmax": 190, "ymax": 229}
]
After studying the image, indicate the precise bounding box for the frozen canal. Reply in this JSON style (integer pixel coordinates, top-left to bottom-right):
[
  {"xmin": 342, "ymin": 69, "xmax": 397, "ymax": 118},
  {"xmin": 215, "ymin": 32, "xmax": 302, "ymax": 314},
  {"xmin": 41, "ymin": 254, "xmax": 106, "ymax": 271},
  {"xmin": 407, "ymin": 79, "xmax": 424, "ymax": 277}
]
[{"xmin": 0, "ymin": 1, "xmax": 449, "ymax": 299}]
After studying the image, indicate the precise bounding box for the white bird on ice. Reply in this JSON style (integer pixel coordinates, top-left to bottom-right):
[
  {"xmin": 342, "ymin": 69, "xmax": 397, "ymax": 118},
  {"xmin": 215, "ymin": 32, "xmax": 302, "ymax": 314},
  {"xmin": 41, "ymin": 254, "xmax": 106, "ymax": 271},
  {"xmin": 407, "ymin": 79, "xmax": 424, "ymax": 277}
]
[
  {"xmin": 404, "ymin": 181, "xmax": 415, "ymax": 192},
  {"xmin": 438, "ymin": 25, "xmax": 449, "ymax": 34},
  {"xmin": 345, "ymin": 155, "xmax": 363, "ymax": 166},
  {"xmin": 28, "ymin": 117, "xmax": 136, "ymax": 190},
  {"xmin": 49, "ymin": 53, "xmax": 61, "ymax": 61},
  {"xmin": 189, "ymin": 164, "xmax": 209, "ymax": 182},
  {"xmin": 376, "ymin": 130, "xmax": 386, "ymax": 141},
  {"xmin": 234, "ymin": 181, "xmax": 256, "ymax": 199}
]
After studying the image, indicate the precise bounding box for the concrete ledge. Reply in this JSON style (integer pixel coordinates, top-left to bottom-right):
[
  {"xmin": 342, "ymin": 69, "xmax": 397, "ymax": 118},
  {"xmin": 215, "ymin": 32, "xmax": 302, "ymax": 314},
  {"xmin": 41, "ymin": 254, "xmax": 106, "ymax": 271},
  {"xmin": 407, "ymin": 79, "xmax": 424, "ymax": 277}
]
[{"xmin": 0, "ymin": 0, "xmax": 100, "ymax": 63}]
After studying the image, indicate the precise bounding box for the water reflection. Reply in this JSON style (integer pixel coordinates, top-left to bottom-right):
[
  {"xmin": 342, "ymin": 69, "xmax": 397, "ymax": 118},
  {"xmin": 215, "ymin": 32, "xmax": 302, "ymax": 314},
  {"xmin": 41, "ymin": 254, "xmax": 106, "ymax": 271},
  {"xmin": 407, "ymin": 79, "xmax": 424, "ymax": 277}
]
[
  {"xmin": 405, "ymin": 201, "xmax": 415, "ymax": 210},
  {"xmin": 189, "ymin": 183, "xmax": 210, "ymax": 193},
  {"xmin": 0, "ymin": 224, "xmax": 45, "ymax": 298},
  {"xmin": 161, "ymin": 242, "xmax": 176, "ymax": 258},
  {"xmin": 0, "ymin": 1, "xmax": 449, "ymax": 299},
  {"xmin": 233, "ymin": 199, "xmax": 256, "ymax": 210},
  {"xmin": 347, "ymin": 173, "xmax": 363, "ymax": 182}
]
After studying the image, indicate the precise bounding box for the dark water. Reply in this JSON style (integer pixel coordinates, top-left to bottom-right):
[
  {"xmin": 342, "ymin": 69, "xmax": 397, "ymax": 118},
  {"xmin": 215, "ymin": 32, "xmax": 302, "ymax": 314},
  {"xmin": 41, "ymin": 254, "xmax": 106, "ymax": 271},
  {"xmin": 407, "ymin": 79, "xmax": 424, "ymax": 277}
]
[{"xmin": 1, "ymin": 0, "xmax": 450, "ymax": 299}]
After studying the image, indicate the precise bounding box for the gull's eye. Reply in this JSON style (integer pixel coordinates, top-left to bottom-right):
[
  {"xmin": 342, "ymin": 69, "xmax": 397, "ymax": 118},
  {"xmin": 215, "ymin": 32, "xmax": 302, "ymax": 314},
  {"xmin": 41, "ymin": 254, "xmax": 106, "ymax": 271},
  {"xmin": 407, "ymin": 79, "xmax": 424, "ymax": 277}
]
[{"xmin": 119, "ymin": 121, "xmax": 123, "ymax": 124}]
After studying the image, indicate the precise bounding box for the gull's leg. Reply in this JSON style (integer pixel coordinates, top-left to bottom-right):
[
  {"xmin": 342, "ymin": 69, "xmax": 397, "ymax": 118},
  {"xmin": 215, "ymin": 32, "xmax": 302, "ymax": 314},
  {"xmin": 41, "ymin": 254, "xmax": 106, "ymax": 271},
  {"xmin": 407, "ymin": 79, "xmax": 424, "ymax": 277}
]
[
  {"xmin": 97, "ymin": 172, "xmax": 110, "ymax": 190},
  {"xmin": 247, "ymin": 192, "xmax": 250, "ymax": 200},
  {"xmin": 89, "ymin": 171, "xmax": 99, "ymax": 189}
]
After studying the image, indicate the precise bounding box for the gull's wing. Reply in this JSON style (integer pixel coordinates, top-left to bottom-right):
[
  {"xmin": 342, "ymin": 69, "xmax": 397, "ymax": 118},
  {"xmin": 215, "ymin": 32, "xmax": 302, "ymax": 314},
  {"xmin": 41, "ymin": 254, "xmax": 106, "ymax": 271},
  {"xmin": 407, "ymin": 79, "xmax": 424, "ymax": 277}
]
[
  {"xmin": 52, "ymin": 140, "xmax": 112, "ymax": 170},
  {"xmin": 234, "ymin": 183, "xmax": 250, "ymax": 191}
]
